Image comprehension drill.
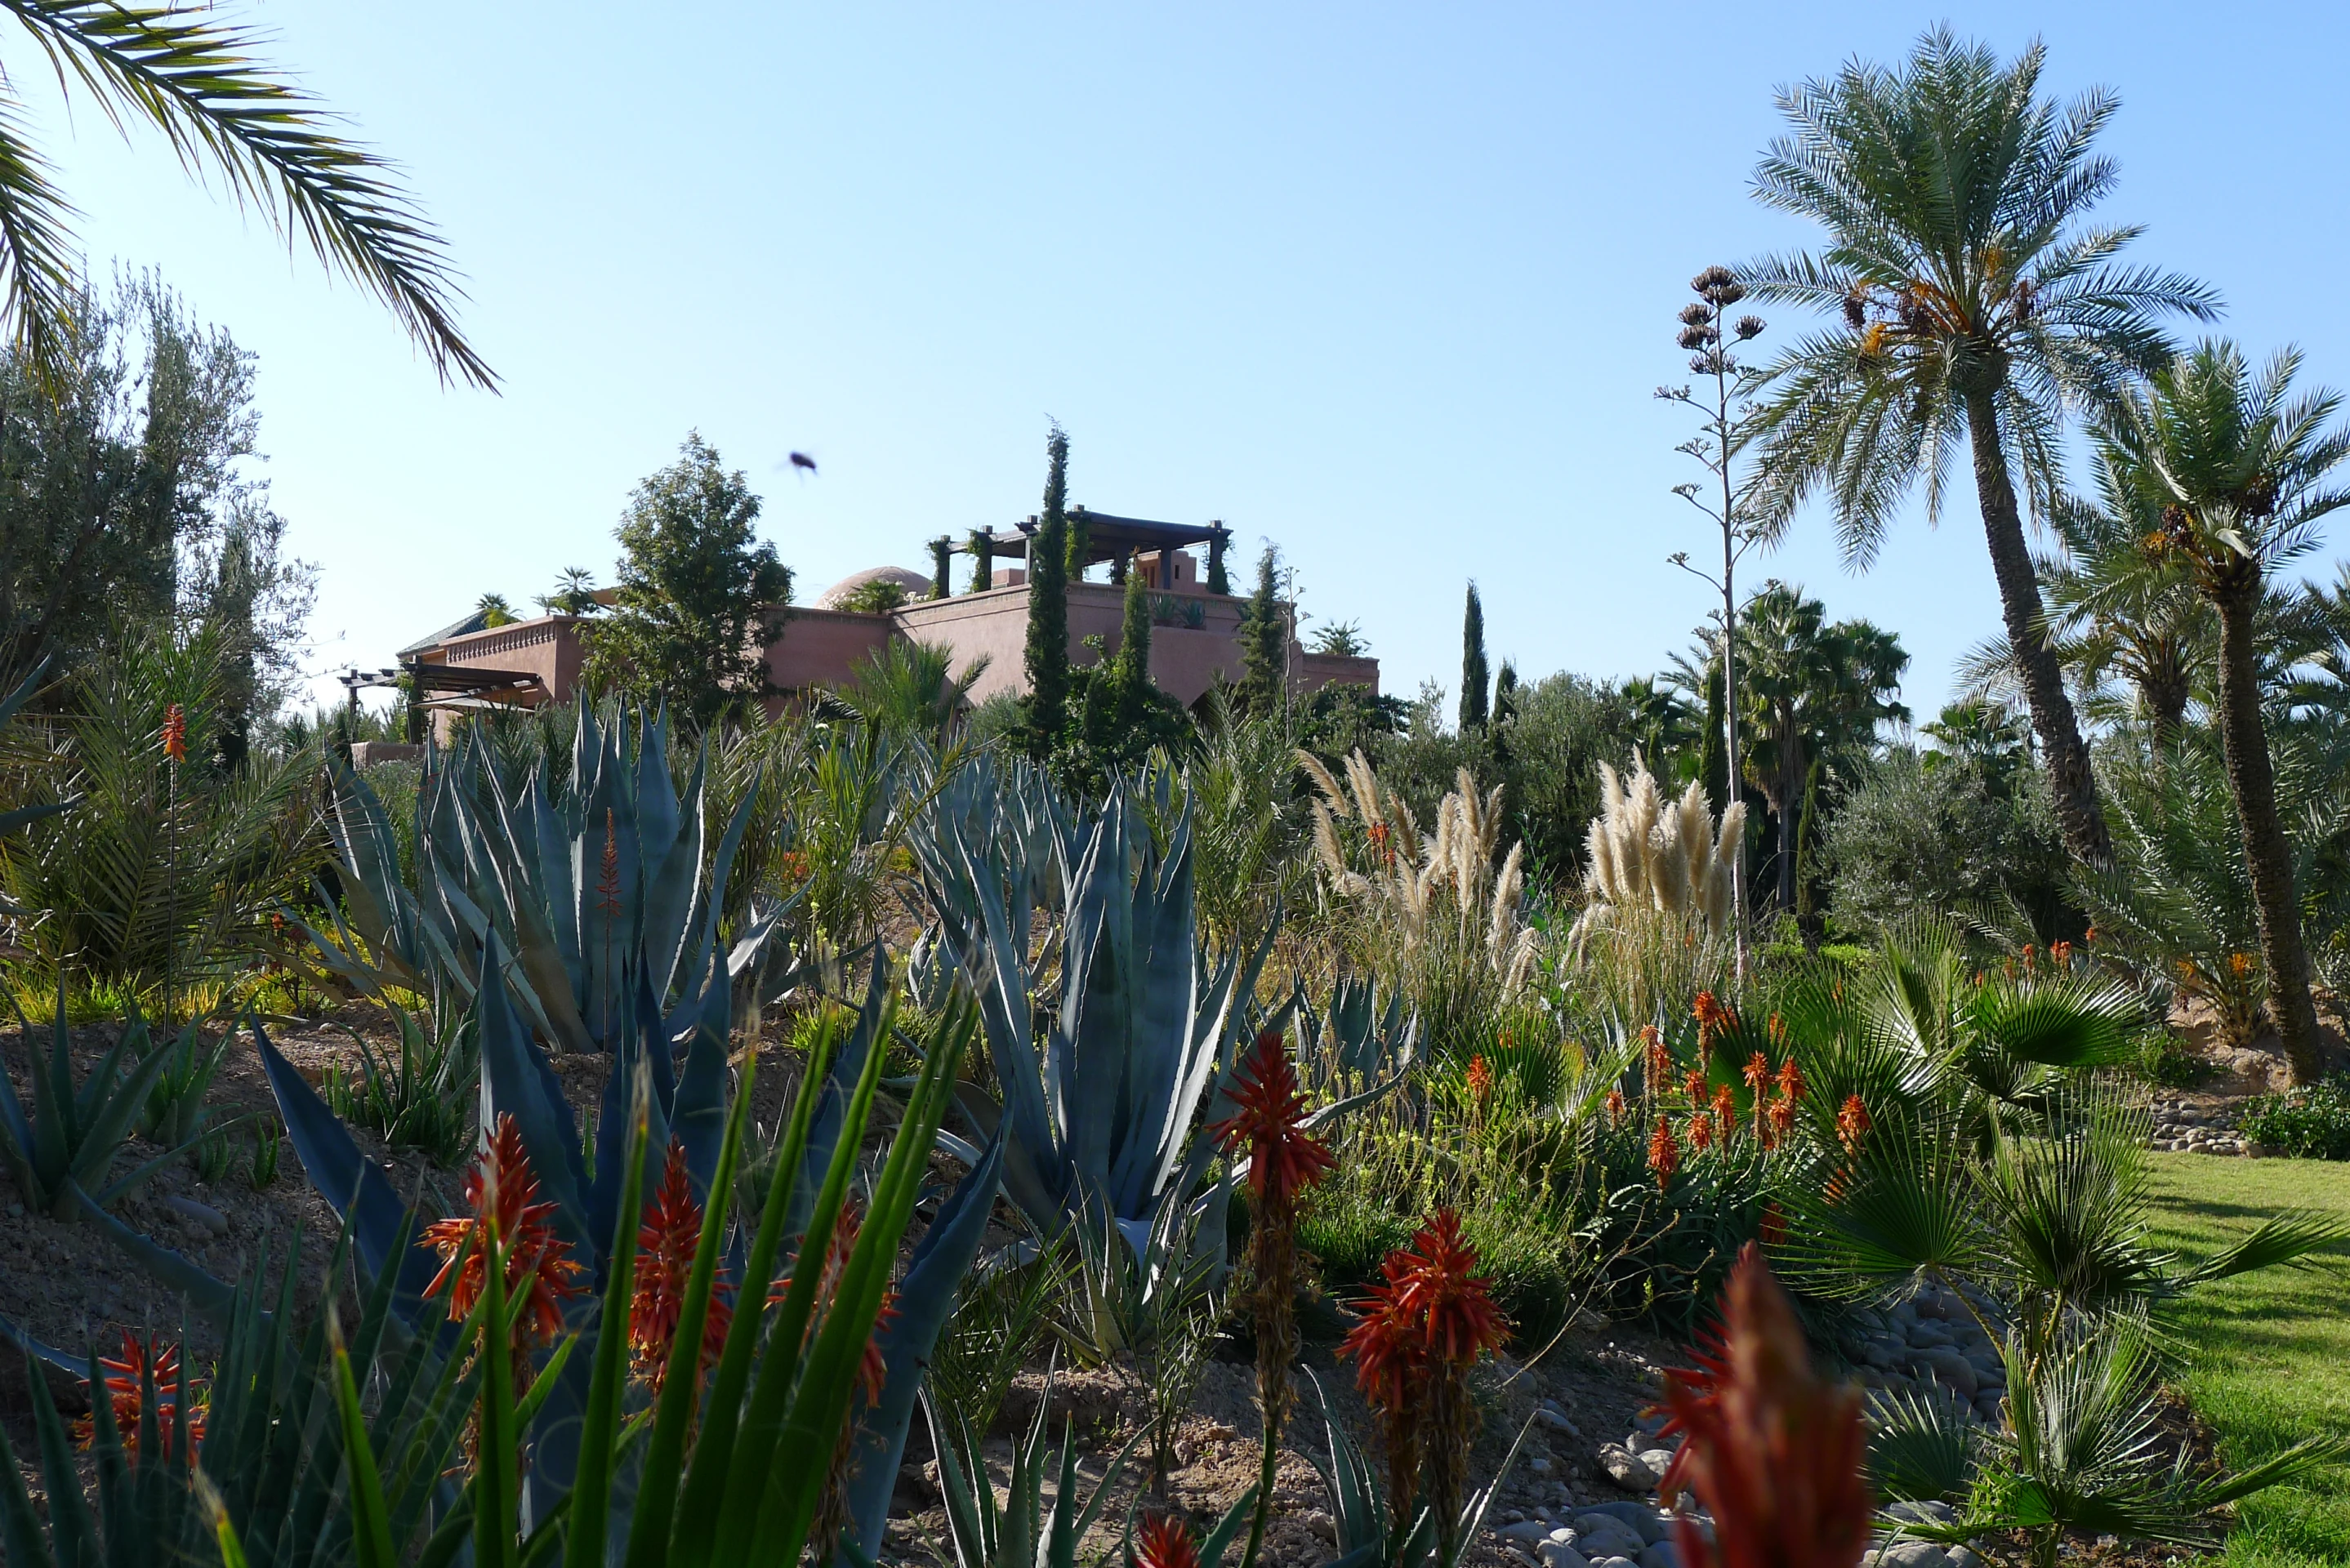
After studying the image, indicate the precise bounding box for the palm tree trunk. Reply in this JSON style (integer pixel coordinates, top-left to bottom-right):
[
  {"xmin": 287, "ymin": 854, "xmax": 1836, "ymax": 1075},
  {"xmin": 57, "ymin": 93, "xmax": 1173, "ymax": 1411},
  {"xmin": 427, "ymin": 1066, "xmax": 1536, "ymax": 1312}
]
[
  {"xmin": 1964, "ymin": 389, "xmax": 2114, "ymax": 866},
  {"xmin": 2212, "ymin": 581, "xmax": 2328, "ymax": 1085}
]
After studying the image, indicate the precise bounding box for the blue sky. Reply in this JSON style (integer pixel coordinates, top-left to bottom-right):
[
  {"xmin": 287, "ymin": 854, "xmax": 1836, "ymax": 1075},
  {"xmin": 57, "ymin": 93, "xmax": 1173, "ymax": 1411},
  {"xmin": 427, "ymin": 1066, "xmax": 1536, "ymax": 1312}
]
[{"xmin": 32, "ymin": 2, "xmax": 2350, "ymax": 719}]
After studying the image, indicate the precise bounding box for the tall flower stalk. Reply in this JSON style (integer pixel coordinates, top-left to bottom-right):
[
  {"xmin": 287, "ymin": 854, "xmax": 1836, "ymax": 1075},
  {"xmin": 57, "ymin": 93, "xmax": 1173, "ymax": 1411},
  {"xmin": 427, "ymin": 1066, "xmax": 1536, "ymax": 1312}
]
[
  {"xmin": 1660, "ymin": 270, "xmax": 1768, "ymax": 982},
  {"xmin": 161, "ymin": 702, "xmax": 185, "ymax": 1026},
  {"xmin": 1340, "ymin": 1209, "xmax": 1509, "ymax": 1555},
  {"xmin": 1211, "ymin": 1031, "xmax": 1337, "ymax": 1568}
]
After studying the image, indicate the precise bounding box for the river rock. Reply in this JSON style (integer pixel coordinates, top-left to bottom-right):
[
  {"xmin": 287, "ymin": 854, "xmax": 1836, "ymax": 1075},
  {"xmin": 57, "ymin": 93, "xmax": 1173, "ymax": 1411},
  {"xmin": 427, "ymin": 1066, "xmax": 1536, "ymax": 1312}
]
[{"xmin": 1597, "ymin": 1445, "xmax": 1659, "ymax": 1492}]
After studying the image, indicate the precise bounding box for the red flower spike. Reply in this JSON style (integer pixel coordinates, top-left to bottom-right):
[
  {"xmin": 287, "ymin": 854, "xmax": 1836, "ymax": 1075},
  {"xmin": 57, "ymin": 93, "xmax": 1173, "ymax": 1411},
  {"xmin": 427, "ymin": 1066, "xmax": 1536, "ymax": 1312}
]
[
  {"xmin": 1641, "ymin": 1024, "xmax": 1670, "ymax": 1091},
  {"xmin": 161, "ymin": 704, "xmax": 188, "ymax": 764},
  {"xmin": 630, "ymin": 1140, "xmax": 733, "ymax": 1394},
  {"xmin": 1836, "ymin": 1095, "xmax": 1871, "ymax": 1155},
  {"xmin": 1209, "ymin": 1031, "xmax": 1336, "ymax": 1210},
  {"xmin": 1687, "ymin": 1110, "xmax": 1715, "ymax": 1153},
  {"xmin": 769, "ymin": 1198, "xmax": 897, "ymax": 1407},
  {"xmin": 1775, "ymin": 1058, "xmax": 1805, "ymax": 1103},
  {"xmin": 1466, "ymin": 1053, "xmax": 1494, "ymax": 1105},
  {"xmin": 1645, "ymin": 1319, "xmax": 1730, "ymax": 1501},
  {"xmin": 1743, "ymin": 1053, "xmax": 1771, "ymax": 1135},
  {"xmin": 1682, "ymin": 1068, "xmax": 1708, "ymax": 1105},
  {"xmin": 74, "ymin": 1331, "xmax": 205, "ymax": 1459},
  {"xmin": 1648, "ymin": 1116, "xmax": 1680, "ymax": 1187},
  {"xmin": 1133, "ymin": 1512, "xmax": 1204, "ymax": 1568},
  {"xmin": 1767, "ymin": 1094, "xmax": 1796, "ymax": 1141},
  {"xmin": 1661, "ymin": 1245, "xmax": 1873, "ymax": 1568},
  {"xmin": 422, "ymin": 1114, "xmax": 586, "ymax": 1344},
  {"xmin": 1711, "ymin": 1084, "xmax": 1737, "ymax": 1138},
  {"xmin": 1758, "ymin": 1203, "xmax": 1789, "ymax": 1246},
  {"xmin": 1605, "ymin": 1086, "xmax": 1627, "ymax": 1129}
]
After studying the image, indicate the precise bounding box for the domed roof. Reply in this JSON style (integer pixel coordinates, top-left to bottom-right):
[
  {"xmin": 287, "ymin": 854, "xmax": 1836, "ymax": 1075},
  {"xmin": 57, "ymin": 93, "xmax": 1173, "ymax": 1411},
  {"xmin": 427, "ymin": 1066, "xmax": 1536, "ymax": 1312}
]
[{"xmin": 816, "ymin": 564, "xmax": 930, "ymax": 611}]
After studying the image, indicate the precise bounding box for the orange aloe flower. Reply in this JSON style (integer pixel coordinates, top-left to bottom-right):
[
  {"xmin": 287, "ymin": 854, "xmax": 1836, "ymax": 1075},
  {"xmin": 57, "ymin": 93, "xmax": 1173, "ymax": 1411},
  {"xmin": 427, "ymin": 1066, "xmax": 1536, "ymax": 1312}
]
[
  {"xmin": 1133, "ymin": 1513, "xmax": 1204, "ymax": 1568},
  {"xmin": 1211, "ymin": 1031, "xmax": 1337, "ymax": 1211},
  {"xmin": 1766, "ymin": 1094, "xmax": 1797, "ymax": 1143},
  {"xmin": 1835, "ymin": 1094, "xmax": 1871, "ymax": 1156},
  {"xmin": 422, "ymin": 1114, "xmax": 586, "ymax": 1345},
  {"xmin": 161, "ymin": 703, "xmax": 188, "ymax": 764},
  {"xmin": 74, "ymin": 1330, "xmax": 205, "ymax": 1459},
  {"xmin": 1743, "ymin": 1053, "xmax": 1771, "ymax": 1134},
  {"xmin": 769, "ymin": 1198, "xmax": 898, "ymax": 1406},
  {"xmin": 1682, "ymin": 1068, "xmax": 1709, "ymax": 1106},
  {"xmin": 1711, "ymin": 1084, "xmax": 1737, "ymax": 1140},
  {"xmin": 1658, "ymin": 1245, "xmax": 1872, "ymax": 1568},
  {"xmin": 2049, "ymin": 939, "xmax": 2073, "ymax": 967},
  {"xmin": 630, "ymin": 1139, "xmax": 734, "ymax": 1394},
  {"xmin": 1648, "ymin": 1116, "xmax": 1680, "ymax": 1187},
  {"xmin": 1642, "ymin": 1024, "xmax": 1670, "ymax": 1094},
  {"xmin": 1774, "ymin": 1058, "xmax": 1805, "ymax": 1104},
  {"xmin": 1605, "ymin": 1086, "xmax": 1627, "ymax": 1128},
  {"xmin": 1465, "ymin": 1053, "xmax": 1493, "ymax": 1106},
  {"xmin": 1687, "ymin": 1110, "xmax": 1715, "ymax": 1154}
]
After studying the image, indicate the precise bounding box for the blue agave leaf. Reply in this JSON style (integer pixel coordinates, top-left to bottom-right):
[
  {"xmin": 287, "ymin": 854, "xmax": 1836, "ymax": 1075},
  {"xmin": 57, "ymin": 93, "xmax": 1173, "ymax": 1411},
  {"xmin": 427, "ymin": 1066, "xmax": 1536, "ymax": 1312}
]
[
  {"xmin": 475, "ymin": 933, "xmax": 590, "ymax": 1252},
  {"xmin": 70, "ymin": 1183, "xmax": 237, "ymax": 1326},
  {"xmin": 643, "ymin": 742, "xmax": 704, "ymax": 1003},
  {"xmin": 0, "ymin": 1311, "xmax": 81, "ymax": 1376},
  {"xmin": 671, "ymin": 947, "xmax": 733, "ymax": 1200},
  {"xmin": 256, "ymin": 1024, "xmax": 442, "ymax": 1320},
  {"xmin": 845, "ymin": 1134, "xmax": 1006, "ymax": 1555}
]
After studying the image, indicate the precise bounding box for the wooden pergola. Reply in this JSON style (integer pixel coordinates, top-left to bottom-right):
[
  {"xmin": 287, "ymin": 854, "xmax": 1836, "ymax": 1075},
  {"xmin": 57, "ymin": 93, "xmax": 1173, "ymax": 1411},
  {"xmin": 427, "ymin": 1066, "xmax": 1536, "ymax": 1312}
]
[{"xmin": 978, "ymin": 509, "xmax": 1230, "ymax": 589}]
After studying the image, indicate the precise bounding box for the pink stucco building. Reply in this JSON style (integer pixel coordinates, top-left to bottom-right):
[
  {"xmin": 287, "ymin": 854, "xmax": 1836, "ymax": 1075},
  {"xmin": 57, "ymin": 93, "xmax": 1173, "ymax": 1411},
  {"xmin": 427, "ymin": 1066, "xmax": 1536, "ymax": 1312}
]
[{"xmin": 394, "ymin": 510, "xmax": 1376, "ymax": 728}]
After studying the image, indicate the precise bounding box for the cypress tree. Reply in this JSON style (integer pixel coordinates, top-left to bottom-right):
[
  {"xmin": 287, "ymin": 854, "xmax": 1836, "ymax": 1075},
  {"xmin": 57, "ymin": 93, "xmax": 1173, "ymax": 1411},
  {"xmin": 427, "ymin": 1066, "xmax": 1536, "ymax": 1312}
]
[
  {"xmin": 1237, "ymin": 544, "xmax": 1286, "ymax": 711},
  {"xmin": 928, "ymin": 536, "xmax": 953, "ymax": 599},
  {"xmin": 1698, "ymin": 657, "xmax": 1728, "ymax": 817},
  {"xmin": 965, "ymin": 527, "xmax": 994, "ymax": 594},
  {"xmin": 1460, "ymin": 583, "xmax": 1489, "ymax": 732},
  {"xmin": 1021, "ymin": 425, "xmax": 1072, "ymax": 756},
  {"xmin": 1115, "ymin": 554, "xmax": 1153, "ymax": 727},
  {"xmin": 1491, "ymin": 659, "xmax": 1518, "ymax": 771},
  {"xmin": 1206, "ymin": 525, "xmax": 1231, "ymax": 595}
]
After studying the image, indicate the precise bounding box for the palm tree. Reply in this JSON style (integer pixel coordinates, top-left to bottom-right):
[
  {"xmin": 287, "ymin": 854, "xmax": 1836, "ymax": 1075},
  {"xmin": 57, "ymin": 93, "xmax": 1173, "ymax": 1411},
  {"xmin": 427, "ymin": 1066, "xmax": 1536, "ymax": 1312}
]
[
  {"xmin": 2098, "ymin": 342, "xmax": 2350, "ymax": 1084},
  {"xmin": 1741, "ymin": 29, "xmax": 2218, "ymax": 866},
  {"xmin": 1732, "ymin": 581, "xmax": 1907, "ymax": 914},
  {"xmin": 0, "ymin": 2, "xmax": 489, "ymax": 390}
]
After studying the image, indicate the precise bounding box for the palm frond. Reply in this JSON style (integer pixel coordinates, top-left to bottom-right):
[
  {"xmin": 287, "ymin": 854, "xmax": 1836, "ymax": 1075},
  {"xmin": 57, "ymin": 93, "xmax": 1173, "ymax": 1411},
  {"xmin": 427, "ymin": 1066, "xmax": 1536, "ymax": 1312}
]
[{"xmin": 0, "ymin": 0, "xmax": 493, "ymax": 389}]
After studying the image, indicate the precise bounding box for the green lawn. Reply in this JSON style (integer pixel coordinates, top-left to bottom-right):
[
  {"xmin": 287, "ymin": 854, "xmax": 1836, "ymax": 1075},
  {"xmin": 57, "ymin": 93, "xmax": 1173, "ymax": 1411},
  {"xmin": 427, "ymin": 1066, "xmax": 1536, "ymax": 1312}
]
[{"xmin": 2144, "ymin": 1152, "xmax": 2350, "ymax": 1566}]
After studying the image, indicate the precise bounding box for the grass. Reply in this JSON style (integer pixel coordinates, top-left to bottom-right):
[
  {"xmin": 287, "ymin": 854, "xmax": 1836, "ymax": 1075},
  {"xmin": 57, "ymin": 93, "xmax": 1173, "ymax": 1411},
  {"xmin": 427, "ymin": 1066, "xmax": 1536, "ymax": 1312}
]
[{"xmin": 2143, "ymin": 1152, "xmax": 2350, "ymax": 1566}]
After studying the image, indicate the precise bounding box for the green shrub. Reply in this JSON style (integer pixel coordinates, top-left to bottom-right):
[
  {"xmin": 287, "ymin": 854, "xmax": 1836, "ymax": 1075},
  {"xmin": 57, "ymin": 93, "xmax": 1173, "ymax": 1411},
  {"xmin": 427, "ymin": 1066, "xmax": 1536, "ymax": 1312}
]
[{"xmin": 2240, "ymin": 1077, "xmax": 2350, "ymax": 1160}]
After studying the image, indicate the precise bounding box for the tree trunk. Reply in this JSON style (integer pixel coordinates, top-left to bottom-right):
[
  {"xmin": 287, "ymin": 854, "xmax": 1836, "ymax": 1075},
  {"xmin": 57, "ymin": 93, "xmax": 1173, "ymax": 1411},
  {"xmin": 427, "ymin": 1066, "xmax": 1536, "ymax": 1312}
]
[
  {"xmin": 1964, "ymin": 389, "xmax": 2114, "ymax": 865},
  {"xmin": 2212, "ymin": 579, "xmax": 2329, "ymax": 1085}
]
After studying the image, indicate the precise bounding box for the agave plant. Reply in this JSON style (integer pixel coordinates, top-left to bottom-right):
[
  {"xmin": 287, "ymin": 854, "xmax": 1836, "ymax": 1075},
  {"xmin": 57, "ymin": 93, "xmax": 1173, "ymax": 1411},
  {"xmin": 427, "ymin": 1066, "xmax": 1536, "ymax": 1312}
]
[
  {"xmin": 0, "ymin": 1217, "xmax": 476, "ymax": 1568},
  {"xmin": 291, "ymin": 704, "xmax": 784, "ymax": 1056},
  {"xmin": 923, "ymin": 1361, "xmax": 1147, "ymax": 1568},
  {"xmin": 1296, "ymin": 1367, "xmax": 1531, "ymax": 1568},
  {"xmin": 913, "ymin": 770, "xmax": 1265, "ymax": 1254}
]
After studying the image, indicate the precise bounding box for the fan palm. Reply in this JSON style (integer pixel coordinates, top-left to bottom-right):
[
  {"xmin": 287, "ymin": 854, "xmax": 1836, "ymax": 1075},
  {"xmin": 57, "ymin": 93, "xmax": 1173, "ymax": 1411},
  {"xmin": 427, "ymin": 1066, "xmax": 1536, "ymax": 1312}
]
[
  {"xmin": 2098, "ymin": 342, "xmax": 2350, "ymax": 1083},
  {"xmin": 0, "ymin": 0, "xmax": 490, "ymax": 390},
  {"xmin": 1741, "ymin": 28, "xmax": 2218, "ymax": 866}
]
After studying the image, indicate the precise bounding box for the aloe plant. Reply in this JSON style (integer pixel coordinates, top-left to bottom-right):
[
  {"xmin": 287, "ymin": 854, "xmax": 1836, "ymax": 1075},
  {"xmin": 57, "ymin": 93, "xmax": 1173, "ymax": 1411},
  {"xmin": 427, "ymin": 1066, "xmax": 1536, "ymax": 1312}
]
[
  {"xmin": 1297, "ymin": 1369, "xmax": 1532, "ymax": 1568},
  {"xmin": 924, "ymin": 1362, "xmax": 1148, "ymax": 1568},
  {"xmin": 0, "ymin": 992, "xmax": 221, "ymax": 1218},
  {"xmin": 0, "ymin": 1218, "xmax": 476, "ymax": 1568},
  {"xmin": 291, "ymin": 704, "xmax": 785, "ymax": 1056}
]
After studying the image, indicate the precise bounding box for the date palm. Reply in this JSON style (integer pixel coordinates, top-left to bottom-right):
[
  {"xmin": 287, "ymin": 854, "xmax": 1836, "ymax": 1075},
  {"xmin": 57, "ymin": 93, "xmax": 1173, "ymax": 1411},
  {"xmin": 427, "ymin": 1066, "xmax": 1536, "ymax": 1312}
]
[
  {"xmin": 1741, "ymin": 28, "xmax": 2217, "ymax": 866},
  {"xmin": 2100, "ymin": 341, "xmax": 2350, "ymax": 1084},
  {"xmin": 0, "ymin": 0, "xmax": 490, "ymax": 390}
]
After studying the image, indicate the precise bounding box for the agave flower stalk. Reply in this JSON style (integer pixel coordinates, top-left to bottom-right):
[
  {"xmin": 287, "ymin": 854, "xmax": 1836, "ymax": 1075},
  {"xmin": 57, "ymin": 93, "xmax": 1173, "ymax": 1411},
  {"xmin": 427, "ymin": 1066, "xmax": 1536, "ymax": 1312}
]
[
  {"xmin": 1211, "ymin": 1030, "xmax": 1337, "ymax": 1566},
  {"xmin": 1657, "ymin": 1243, "xmax": 1872, "ymax": 1568},
  {"xmin": 1340, "ymin": 1209, "xmax": 1509, "ymax": 1556}
]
